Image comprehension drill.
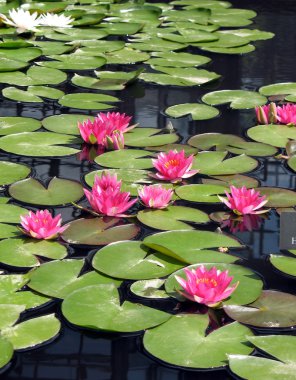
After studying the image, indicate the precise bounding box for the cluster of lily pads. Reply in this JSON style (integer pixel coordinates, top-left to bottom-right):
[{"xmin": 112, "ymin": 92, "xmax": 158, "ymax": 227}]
[{"xmin": 0, "ymin": 0, "xmax": 295, "ymax": 379}]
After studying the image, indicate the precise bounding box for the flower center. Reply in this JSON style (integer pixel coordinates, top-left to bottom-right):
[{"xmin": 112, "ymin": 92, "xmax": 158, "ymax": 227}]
[
  {"xmin": 164, "ymin": 159, "xmax": 179, "ymax": 169},
  {"xmin": 196, "ymin": 278, "xmax": 218, "ymax": 287}
]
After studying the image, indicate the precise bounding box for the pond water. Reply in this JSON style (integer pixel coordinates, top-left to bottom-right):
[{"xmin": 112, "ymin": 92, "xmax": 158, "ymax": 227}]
[{"xmin": 1, "ymin": 0, "xmax": 296, "ymax": 379}]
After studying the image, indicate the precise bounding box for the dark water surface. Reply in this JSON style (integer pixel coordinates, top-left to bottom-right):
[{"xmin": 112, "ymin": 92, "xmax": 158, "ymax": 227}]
[{"xmin": 1, "ymin": 1, "xmax": 296, "ymax": 379}]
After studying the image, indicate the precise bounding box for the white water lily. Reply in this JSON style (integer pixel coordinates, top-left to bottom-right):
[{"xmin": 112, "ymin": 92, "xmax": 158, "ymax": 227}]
[
  {"xmin": 39, "ymin": 13, "xmax": 74, "ymax": 27},
  {"xmin": 0, "ymin": 8, "xmax": 40, "ymax": 33}
]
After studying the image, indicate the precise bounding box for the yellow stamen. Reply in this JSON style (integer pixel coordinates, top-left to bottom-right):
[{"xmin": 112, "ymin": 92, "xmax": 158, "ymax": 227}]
[
  {"xmin": 196, "ymin": 278, "xmax": 218, "ymax": 287},
  {"xmin": 164, "ymin": 159, "xmax": 179, "ymax": 169}
]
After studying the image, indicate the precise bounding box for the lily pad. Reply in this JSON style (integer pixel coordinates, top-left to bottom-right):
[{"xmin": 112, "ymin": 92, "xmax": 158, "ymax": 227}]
[
  {"xmin": 259, "ymin": 82, "xmax": 296, "ymax": 99},
  {"xmin": 193, "ymin": 151, "xmax": 258, "ymax": 175},
  {"xmin": 0, "ymin": 304, "xmax": 25, "ymax": 330},
  {"xmin": 143, "ymin": 230, "xmax": 241, "ymax": 264},
  {"xmin": 0, "ymin": 161, "xmax": 30, "ymax": 185},
  {"xmin": 137, "ymin": 206, "xmax": 209, "ymax": 230},
  {"xmin": 61, "ymin": 218, "xmax": 140, "ymax": 246},
  {"xmin": 26, "ymin": 86, "xmax": 64, "ymax": 100},
  {"xmin": 92, "ymin": 240, "xmax": 183, "ymax": 280},
  {"xmin": 0, "ymin": 224, "xmax": 21, "ymax": 239},
  {"xmin": 224, "ymin": 290, "xmax": 296, "ymax": 328},
  {"xmin": 130, "ymin": 279, "xmax": 169, "ymax": 299},
  {"xmin": 0, "ymin": 238, "xmax": 68, "ymax": 268},
  {"xmin": 199, "ymin": 44, "xmax": 255, "ymax": 54},
  {"xmin": 0, "ymin": 132, "xmax": 80, "ymax": 157},
  {"xmin": 176, "ymin": 184, "xmax": 228, "ymax": 203},
  {"xmin": 95, "ymin": 149, "xmax": 153, "ymax": 170},
  {"xmin": 9, "ymin": 177, "xmax": 84, "ymax": 206},
  {"xmin": 62, "ymin": 284, "xmax": 170, "ymax": 332},
  {"xmin": 147, "ymin": 51, "xmax": 211, "ymax": 67},
  {"xmin": 202, "ymin": 90, "xmax": 267, "ymax": 109},
  {"xmin": 201, "ymin": 174, "xmax": 259, "ymax": 188},
  {"xmin": 105, "ymin": 47, "xmax": 150, "ymax": 64},
  {"xmin": 0, "ymin": 204, "xmax": 29, "ymax": 223},
  {"xmin": 143, "ymin": 314, "xmax": 253, "ymax": 369},
  {"xmin": 42, "ymin": 28, "xmax": 107, "ymax": 42},
  {"xmin": 0, "ymin": 57, "xmax": 28, "ymax": 72},
  {"xmin": 247, "ymin": 124, "xmax": 296, "ymax": 147},
  {"xmin": 165, "ymin": 103, "xmax": 219, "ymax": 120},
  {"xmin": 28, "ymin": 259, "xmax": 121, "ymax": 299},
  {"xmin": 125, "ymin": 128, "xmax": 179, "ymax": 147},
  {"xmin": 0, "ymin": 338, "xmax": 13, "ymax": 369},
  {"xmin": 256, "ymin": 187, "xmax": 296, "ymax": 207},
  {"xmin": 2, "ymin": 87, "xmax": 43, "ymax": 103},
  {"xmin": 42, "ymin": 114, "xmax": 94, "ymax": 135},
  {"xmin": 269, "ymin": 255, "xmax": 296, "ymax": 277},
  {"xmin": 1, "ymin": 314, "xmax": 60, "ymax": 350},
  {"xmin": 32, "ymin": 41, "xmax": 74, "ymax": 55},
  {"xmin": 0, "ymin": 117, "xmax": 41, "ymax": 136},
  {"xmin": 145, "ymin": 143, "xmax": 198, "ymax": 155},
  {"xmin": 38, "ymin": 54, "xmax": 106, "ymax": 71},
  {"xmin": 0, "ymin": 47, "xmax": 41, "ymax": 62},
  {"xmin": 58, "ymin": 93, "xmax": 118, "ymax": 110}
]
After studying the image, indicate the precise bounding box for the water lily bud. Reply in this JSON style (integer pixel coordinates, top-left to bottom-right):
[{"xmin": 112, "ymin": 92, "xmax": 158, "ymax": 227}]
[{"xmin": 268, "ymin": 102, "xmax": 278, "ymax": 123}]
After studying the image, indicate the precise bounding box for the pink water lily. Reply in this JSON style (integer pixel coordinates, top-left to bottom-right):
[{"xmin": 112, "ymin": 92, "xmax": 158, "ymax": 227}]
[
  {"xmin": 175, "ymin": 265, "xmax": 238, "ymax": 307},
  {"xmin": 276, "ymin": 103, "xmax": 296, "ymax": 125},
  {"xmin": 77, "ymin": 112, "xmax": 134, "ymax": 147},
  {"xmin": 255, "ymin": 103, "xmax": 277, "ymax": 124},
  {"xmin": 138, "ymin": 185, "xmax": 173, "ymax": 209},
  {"xmin": 221, "ymin": 214, "xmax": 264, "ymax": 233},
  {"xmin": 84, "ymin": 173, "xmax": 137, "ymax": 217},
  {"xmin": 20, "ymin": 210, "xmax": 66, "ymax": 240},
  {"xmin": 152, "ymin": 150, "xmax": 198, "ymax": 183},
  {"xmin": 218, "ymin": 186, "xmax": 269, "ymax": 215},
  {"xmin": 105, "ymin": 130, "xmax": 125, "ymax": 150}
]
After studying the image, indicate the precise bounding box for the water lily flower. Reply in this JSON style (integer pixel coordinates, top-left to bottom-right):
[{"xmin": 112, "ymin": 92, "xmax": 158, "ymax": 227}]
[
  {"xmin": 84, "ymin": 173, "xmax": 137, "ymax": 217},
  {"xmin": 0, "ymin": 8, "xmax": 40, "ymax": 33},
  {"xmin": 97, "ymin": 112, "xmax": 133, "ymax": 133},
  {"xmin": 20, "ymin": 210, "xmax": 66, "ymax": 240},
  {"xmin": 152, "ymin": 150, "xmax": 198, "ymax": 183},
  {"xmin": 218, "ymin": 186, "xmax": 269, "ymax": 215},
  {"xmin": 276, "ymin": 103, "xmax": 296, "ymax": 125},
  {"xmin": 255, "ymin": 102, "xmax": 277, "ymax": 124},
  {"xmin": 39, "ymin": 13, "xmax": 74, "ymax": 28},
  {"xmin": 175, "ymin": 265, "xmax": 238, "ymax": 307},
  {"xmin": 105, "ymin": 130, "xmax": 125, "ymax": 150},
  {"xmin": 138, "ymin": 185, "xmax": 173, "ymax": 209}
]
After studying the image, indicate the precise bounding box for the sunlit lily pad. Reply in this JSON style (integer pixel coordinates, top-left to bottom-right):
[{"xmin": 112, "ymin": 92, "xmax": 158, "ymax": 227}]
[
  {"xmin": 202, "ymin": 90, "xmax": 267, "ymax": 109},
  {"xmin": 247, "ymin": 124, "xmax": 296, "ymax": 147},
  {"xmin": 259, "ymin": 82, "xmax": 296, "ymax": 99},
  {"xmin": 224, "ymin": 290, "xmax": 296, "ymax": 328},
  {"xmin": 99, "ymin": 22, "xmax": 143, "ymax": 35},
  {"xmin": 92, "ymin": 240, "xmax": 183, "ymax": 280},
  {"xmin": 256, "ymin": 187, "xmax": 296, "ymax": 207},
  {"xmin": 26, "ymin": 86, "xmax": 64, "ymax": 100},
  {"xmin": 143, "ymin": 314, "xmax": 253, "ymax": 369},
  {"xmin": 32, "ymin": 41, "xmax": 74, "ymax": 55},
  {"xmin": 9, "ymin": 177, "xmax": 83, "ymax": 206},
  {"xmin": 129, "ymin": 37, "xmax": 186, "ymax": 52},
  {"xmin": 84, "ymin": 169, "xmax": 151, "ymax": 186},
  {"xmin": 0, "ymin": 47, "xmax": 41, "ymax": 62},
  {"xmin": 176, "ymin": 184, "xmax": 227, "ymax": 203},
  {"xmin": 269, "ymin": 255, "xmax": 296, "ymax": 277},
  {"xmin": 61, "ymin": 218, "xmax": 140, "ymax": 246},
  {"xmin": 145, "ymin": 143, "xmax": 198, "ymax": 155},
  {"xmin": 0, "ymin": 161, "xmax": 30, "ymax": 185},
  {"xmin": 58, "ymin": 93, "xmax": 118, "ymax": 110},
  {"xmin": 38, "ymin": 54, "xmax": 106, "ymax": 71},
  {"xmin": 0, "ymin": 132, "xmax": 80, "ymax": 157},
  {"xmin": 125, "ymin": 128, "xmax": 179, "ymax": 147},
  {"xmin": 0, "ymin": 204, "xmax": 29, "ymax": 223},
  {"xmin": 147, "ymin": 51, "xmax": 211, "ymax": 67},
  {"xmin": 201, "ymin": 174, "xmax": 259, "ymax": 188},
  {"xmin": 0, "ymin": 338, "xmax": 13, "ymax": 368},
  {"xmin": 193, "ymin": 151, "xmax": 258, "ymax": 175},
  {"xmin": 105, "ymin": 47, "xmax": 150, "ymax": 64},
  {"xmin": 0, "ymin": 224, "xmax": 20, "ymax": 239},
  {"xmin": 130, "ymin": 279, "xmax": 169, "ymax": 299},
  {"xmin": 196, "ymin": 33, "xmax": 250, "ymax": 48},
  {"xmin": 137, "ymin": 206, "xmax": 209, "ymax": 230},
  {"xmin": 143, "ymin": 230, "xmax": 241, "ymax": 264},
  {"xmin": 0, "ymin": 117, "xmax": 41, "ymax": 135},
  {"xmin": 165, "ymin": 103, "xmax": 219, "ymax": 120},
  {"xmin": 218, "ymin": 28, "xmax": 274, "ymax": 41},
  {"xmin": 62, "ymin": 284, "xmax": 170, "ymax": 332},
  {"xmin": 0, "ymin": 238, "xmax": 67, "ymax": 268},
  {"xmin": 199, "ymin": 44, "xmax": 255, "ymax": 54},
  {"xmin": 2, "ymin": 87, "xmax": 43, "ymax": 103},
  {"xmin": 95, "ymin": 149, "xmax": 153, "ymax": 169},
  {"xmin": 42, "ymin": 28, "xmax": 107, "ymax": 42},
  {"xmin": 42, "ymin": 114, "xmax": 94, "ymax": 135},
  {"xmin": 28, "ymin": 259, "xmax": 121, "ymax": 299},
  {"xmin": 0, "ymin": 304, "xmax": 25, "ymax": 330},
  {"xmin": 0, "ymin": 57, "xmax": 28, "ymax": 72}
]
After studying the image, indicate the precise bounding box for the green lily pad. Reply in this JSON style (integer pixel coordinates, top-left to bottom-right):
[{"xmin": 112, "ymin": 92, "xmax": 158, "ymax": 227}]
[
  {"xmin": 287, "ymin": 155, "xmax": 296, "ymax": 172},
  {"xmin": 9, "ymin": 177, "xmax": 83, "ymax": 206},
  {"xmin": 92, "ymin": 240, "xmax": 183, "ymax": 280},
  {"xmin": 0, "ymin": 57, "xmax": 28, "ymax": 72},
  {"xmin": 201, "ymin": 174, "xmax": 259, "ymax": 188},
  {"xmin": 99, "ymin": 22, "xmax": 143, "ymax": 35},
  {"xmin": 0, "ymin": 304, "xmax": 25, "ymax": 330},
  {"xmin": 193, "ymin": 151, "xmax": 258, "ymax": 175},
  {"xmin": 0, "ymin": 47, "xmax": 41, "ymax": 62},
  {"xmin": 73, "ymin": 39, "xmax": 124, "ymax": 52},
  {"xmin": 0, "ymin": 204, "xmax": 29, "ymax": 223},
  {"xmin": 176, "ymin": 184, "xmax": 228, "ymax": 203},
  {"xmin": 143, "ymin": 230, "xmax": 241, "ymax": 264},
  {"xmin": 130, "ymin": 279, "xmax": 169, "ymax": 299},
  {"xmin": 2, "ymin": 87, "xmax": 43, "ymax": 103},
  {"xmin": 1, "ymin": 314, "xmax": 60, "ymax": 350},
  {"xmin": 58, "ymin": 93, "xmax": 118, "ymax": 110},
  {"xmin": 130, "ymin": 37, "xmax": 186, "ymax": 52},
  {"xmin": 0, "ymin": 238, "xmax": 68, "ymax": 268},
  {"xmin": 269, "ymin": 255, "xmax": 296, "ymax": 277},
  {"xmin": 199, "ymin": 44, "xmax": 255, "ymax": 54},
  {"xmin": 42, "ymin": 27, "xmax": 107, "ymax": 42},
  {"xmin": 218, "ymin": 28, "xmax": 274, "ymax": 41},
  {"xmin": 202, "ymin": 90, "xmax": 267, "ymax": 109},
  {"xmin": 166, "ymin": 263, "xmax": 263, "ymax": 305},
  {"xmin": 125, "ymin": 128, "xmax": 178, "ymax": 147},
  {"xmin": 42, "ymin": 114, "xmax": 94, "ymax": 135},
  {"xmin": 247, "ymin": 125, "xmax": 296, "ymax": 147},
  {"xmin": 0, "ymin": 132, "xmax": 80, "ymax": 157},
  {"xmin": 229, "ymin": 335, "xmax": 296, "ymax": 380},
  {"xmin": 224, "ymin": 290, "xmax": 296, "ymax": 328},
  {"xmin": 0, "ymin": 338, "xmax": 13, "ymax": 369},
  {"xmin": 209, "ymin": 16, "xmax": 253, "ymax": 28},
  {"xmin": 38, "ymin": 54, "xmax": 106, "ymax": 71},
  {"xmin": 105, "ymin": 47, "xmax": 150, "ymax": 64},
  {"xmin": 137, "ymin": 206, "xmax": 209, "ymax": 230},
  {"xmin": 256, "ymin": 187, "xmax": 296, "ymax": 207},
  {"xmin": 0, "ymin": 224, "xmax": 21, "ymax": 239},
  {"xmin": 259, "ymin": 82, "xmax": 296, "ymax": 99},
  {"xmin": 95, "ymin": 149, "xmax": 153, "ymax": 170},
  {"xmin": 61, "ymin": 218, "xmax": 140, "ymax": 246},
  {"xmin": 28, "ymin": 259, "xmax": 121, "ymax": 299},
  {"xmin": 62, "ymin": 284, "xmax": 170, "ymax": 332},
  {"xmin": 145, "ymin": 143, "xmax": 198, "ymax": 155},
  {"xmin": 196, "ymin": 33, "xmax": 250, "ymax": 48},
  {"xmin": 0, "ymin": 117, "xmax": 41, "ymax": 135},
  {"xmin": 32, "ymin": 41, "xmax": 74, "ymax": 55},
  {"xmin": 0, "ymin": 161, "xmax": 30, "ymax": 185},
  {"xmin": 143, "ymin": 314, "xmax": 253, "ymax": 369},
  {"xmin": 165, "ymin": 103, "xmax": 219, "ymax": 120},
  {"xmin": 188, "ymin": 133, "xmax": 277, "ymax": 156},
  {"xmin": 147, "ymin": 51, "xmax": 211, "ymax": 67},
  {"xmin": 26, "ymin": 86, "xmax": 64, "ymax": 100}
]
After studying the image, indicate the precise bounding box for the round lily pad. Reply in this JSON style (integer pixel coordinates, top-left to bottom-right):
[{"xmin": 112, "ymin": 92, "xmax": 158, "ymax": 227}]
[
  {"xmin": 166, "ymin": 263, "xmax": 263, "ymax": 305},
  {"xmin": 0, "ymin": 117, "xmax": 41, "ymax": 135},
  {"xmin": 269, "ymin": 255, "xmax": 296, "ymax": 277},
  {"xmin": 95, "ymin": 149, "xmax": 153, "ymax": 169},
  {"xmin": 130, "ymin": 279, "xmax": 169, "ymax": 299},
  {"xmin": 42, "ymin": 114, "xmax": 94, "ymax": 135},
  {"xmin": 62, "ymin": 284, "xmax": 171, "ymax": 332},
  {"xmin": 256, "ymin": 187, "xmax": 296, "ymax": 207},
  {"xmin": 143, "ymin": 314, "xmax": 253, "ymax": 369},
  {"xmin": 37, "ymin": 54, "xmax": 106, "ymax": 71},
  {"xmin": 9, "ymin": 177, "xmax": 84, "ymax": 206},
  {"xmin": 224, "ymin": 290, "xmax": 296, "ymax": 328},
  {"xmin": 0, "ymin": 161, "xmax": 30, "ymax": 186},
  {"xmin": 61, "ymin": 218, "xmax": 140, "ymax": 246},
  {"xmin": 2, "ymin": 87, "xmax": 43, "ymax": 103},
  {"xmin": 137, "ymin": 205, "xmax": 209, "ymax": 230},
  {"xmin": 0, "ymin": 204, "xmax": 29, "ymax": 223},
  {"xmin": 0, "ymin": 224, "xmax": 21, "ymax": 239},
  {"xmin": 0, "ymin": 57, "xmax": 28, "ymax": 72},
  {"xmin": 0, "ymin": 338, "xmax": 13, "ymax": 369},
  {"xmin": 176, "ymin": 184, "xmax": 227, "ymax": 203},
  {"xmin": 201, "ymin": 174, "xmax": 259, "ymax": 188},
  {"xmin": 259, "ymin": 82, "xmax": 296, "ymax": 98},
  {"xmin": 247, "ymin": 125, "xmax": 296, "ymax": 148},
  {"xmin": 58, "ymin": 93, "xmax": 118, "ymax": 110},
  {"xmin": 202, "ymin": 90, "xmax": 267, "ymax": 109},
  {"xmin": 165, "ymin": 103, "xmax": 219, "ymax": 120},
  {"xmin": 200, "ymin": 44, "xmax": 255, "ymax": 54},
  {"xmin": 0, "ymin": 304, "xmax": 25, "ymax": 330},
  {"xmin": 92, "ymin": 240, "xmax": 183, "ymax": 280},
  {"xmin": 125, "ymin": 128, "xmax": 179, "ymax": 147}
]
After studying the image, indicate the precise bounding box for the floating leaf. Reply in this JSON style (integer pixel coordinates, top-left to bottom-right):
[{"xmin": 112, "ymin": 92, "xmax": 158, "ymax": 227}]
[
  {"xmin": 125, "ymin": 128, "xmax": 178, "ymax": 147},
  {"xmin": 99, "ymin": 22, "xmax": 143, "ymax": 35},
  {"xmin": 105, "ymin": 47, "xmax": 150, "ymax": 64},
  {"xmin": 9, "ymin": 177, "xmax": 83, "ymax": 206},
  {"xmin": 130, "ymin": 279, "xmax": 169, "ymax": 299},
  {"xmin": 165, "ymin": 103, "xmax": 219, "ymax": 120},
  {"xmin": 202, "ymin": 90, "xmax": 267, "ymax": 109},
  {"xmin": 32, "ymin": 41, "xmax": 74, "ymax": 55},
  {"xmin": 269, "ymin": 255, "xmax": 296, "ymax": 277},
  {"xmin": 38, "ymin": 54, "xmax": 106, "ymax": 71},
  {"xmin": 199, "ymin": 44, "xmax": 255, "ymax": 54},
  {"xmin": 0, "ymin": 57, "xmax": 28, "ymax": 72},
  {"xmin": 0, "ymin": 204, "xmax": 28, "ymax": 223},
  {"xmin": 0, "ymin": 161, "xmax": 30, "ymax": 185},
  {"xmin": 95, "ymin": 149, "xmax": 153, "ymax": 169},
  {"xmin": 147, "ymin": 51, "xmax": 211, "ymax": 67},
  {"xmin": 28, "ymin": 259, "xmax": 121, "ymax": 299},
  {"xmin": 92, "ymin": 240, "xmax": 183, "ymax": 280},
  {"xmin": 0, "ymin": 117, "xmax": 41, "ymax": 135},
  {"xmin": 176, "ymin": 184, "xmax": 227, "ymax": 203},
  {"xmin": 41, "ymin": 28, "xmax": 107, "ymax": 42},
  {"xmin": 196, "ymin": 33, "xmax": 250, "ymax": 48},
  {"xmin": 62, "ymin": 284, "xmax": 170, "ymax": 332},
  {"xmin": 224, "ymin": 290, "xmax": 296, "ymax": 328},
  {"xmin": 58, "ymin": 93, "xmax": 119, "ymax": 110},
  {"xmin": 143, "ymin": 314, "xmax": 253, "ymax": 369},
  {"xmin": 145, "ymin": 143, "xmax": 198, "ymax": 155},
  {"xmin": 26, "ymin": 86, "xmax": 64, "ymax": 100},
  {"xmin": 201, "ymin": 174, "xmax": 259, "ymax": 188},
  {"xmin": 0, "ymin": 304, "xmax": 25, "ymax": 330},
  {"xmin": 2, "ymin": 87, "xmax": 43, "ymax": 103},
  {"xmin": 259, "ymin": 82, "xmax": 296, "ymax": 99},
  {"xmin": 0, "ymin": 338, "xmax": 13, "ymax": 369},
  {"xmin": 247, "ymin": 124, "xmax": 296, "ymax": 147},
  {"xmin": 61, "ymin": 218, "xmax": 140, "ymax": 246},
  {"xmin": 42, "ymin": 114, "xmax": 94, "ymax": 135},
  {"xmin": 256, "ymin": 187, "xmax": 296, "ymax": 207}
]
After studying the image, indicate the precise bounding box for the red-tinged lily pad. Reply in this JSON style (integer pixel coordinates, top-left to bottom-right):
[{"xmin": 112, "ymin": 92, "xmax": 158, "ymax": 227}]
[
  {"xmin": 143, "ymin": 314, "xmax": 253, "ymax": 369},
  {"xmin": 61, "ymin": 218, "xmax": 140, "ymax": 246},
  {"xmin": 62, "ymin": 284, "xmax": 171, "ymax": 332},
  {"xmin": 224, "ymin": 290, "xmax": 296, "ymax": 328}
]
